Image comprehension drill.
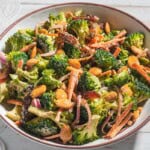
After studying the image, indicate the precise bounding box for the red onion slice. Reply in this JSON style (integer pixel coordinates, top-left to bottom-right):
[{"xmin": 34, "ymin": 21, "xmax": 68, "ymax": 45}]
[
  {"xmin": 0, "ymin": 51, "xmax": 7, "ymax": 64},
  {"xmin": 31, "ymin": 98, "xmax": 41, "ymax": 108}
]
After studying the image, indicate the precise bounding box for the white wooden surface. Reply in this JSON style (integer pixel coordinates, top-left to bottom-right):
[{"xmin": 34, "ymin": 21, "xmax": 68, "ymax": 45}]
[{"xmin": 0, "ymin": 0, "xmax": 150, "ymax": 149}]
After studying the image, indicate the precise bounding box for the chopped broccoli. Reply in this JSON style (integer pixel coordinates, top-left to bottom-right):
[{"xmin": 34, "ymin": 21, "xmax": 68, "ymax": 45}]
[
  {"xmin": 48, "ymin": 54, "xmax": 68, "ymax": 77},
  {"xmin": 63, "ymin": 42, "xmax": 81, "ymax": 58},
  {"xmin": 40, "ymin": 92, "xmax": 56, "ymax": 110},
  {"xmin": 79, "ymin": 106, "xmax": 88, "ymax": 124},
  {"xmin": 16, "ymin": 67, "xmax": 39, "ymax": 84},
  {"xmin": 131, "ymin": 79, "xmax": 150, "ymax": 102},
  {"xmin": 6, "ymin": 105, "xmax": 22, "ymax": 121},
  {"xmin": 103, "ymin": 77, "xmax": 114, "ymax": 87},
  {"xmin": 139, "ymin": 57, "xmax": 150, "ymax": 67},
  {"xmin": 0, "ymin": 82, "xmax": 8, "ymax": 103},
  {"xmin": 22, "ymin": 117, "xmax": 60, "ymax": 137},
  {"xmin": 60, "ymin": 111, "xmax": 74, "ymax": 124},
  {"xmin": 103, "ymin": 70, "xmax": 130, "ymax": 87},
  {"xmin": 118, "ymin": 48, "xmax": 129, "ymax": 65},
  {"xmin": 5, "ymin": 29, "xmax": 33, "ymax": 53},
  {"xmin": 113, "ymin": 70, "xmax": 130, "ymax": 86},
  {"xmin": 77, "ymin": 71, "xmax": 101, "ymax": 92},
  {"xmin": 35, "ymin": 55, "xmax": 49, "ymax": 71},
  {"xmin": 44, "ymin": 12, "xmax": 66, "ymax": 29},
  {"xmin": 68, "ymin": 19, "xmax": 89, "ymax": 44},
  {"xmin": 8, "ymin": 74, "xmax": 29, "ymax": 99},
  {"xmin": 37, "ymin": 34, "xmax": 56, "ymax": 52},
  {"xmin": 40, "ymin": 69, "xmax": 61, "ymax": 89},
  {"xmin": 8, "ymin": 51, "xmax": 28, "ymax": 70},
  {"xmin": 94, "ymin": 49, "xmax": 118, "ymax": 70},
  {"xmin": 89, "ymin": 98, "xmax": 117, "ymax": 118},
  {"xmin": 124, "ymin": 32, "xmax": 144, "ymax": 49},
  {"xmin": 72, "ymin": 115, "xmax": 100, "ymax": 145}
]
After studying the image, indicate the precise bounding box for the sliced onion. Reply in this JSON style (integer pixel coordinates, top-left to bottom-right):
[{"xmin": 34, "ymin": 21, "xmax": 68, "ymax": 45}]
[
  {"xmin": 40, "ymin": 51, "xmax": 56, "ymax": 57},
  {"xmin": 55, "ymin": 109, "xmax": 62, "ymax": 122},
  {"xmin": 0, "ymin": 51, "xmax": 6, "ymax": 64},
  {"xmin": 72, "ymin": 95, "xmax": 82, "ymax": 126},
  {"xmin": 31, "ymin": 98, "xmax": 41, "ymax": 108}
]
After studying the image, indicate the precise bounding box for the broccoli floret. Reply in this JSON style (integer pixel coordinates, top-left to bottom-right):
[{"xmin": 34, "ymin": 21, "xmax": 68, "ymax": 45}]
[
  {"xmin": 0, "ymin": 82, "xmax": 8, "ymax": 103},
  {"xmin": 44, "ymin": 12, "xmax": 66, "ymax": 29},
  {"xmin": 49, "ymin": 12, "xmax": 66, "ymax": 27},
  {"xmin": 118, "ymin": 48, "xmax": 129, "ymax": 65},
  {"xmin": 72, "ymin": 115, "xmax": 100, "ymax": 145},
  {"xmin": 124, "ymin": 32, "xmax": 144, "ymax": 49},
  {"xmin": 79, "ymin": 106, "xmax": 88, "ymax": 124},
  {"xmin": 37, "ymin": 34, "xmax": 56, "ymax": 52},
  {"xmin": 5, "ymin": 29, "xmax": 33, "ymax": 53},
  {"xmin": 94, "ymin": 49, "xmax": 118, "ymax": 70},
  {"xmin": 63, "ymin": 42, "xmax": 81, "ymax": 58},
  {"xmin": 8, "ymin": 74, "xmax": 29, "ymax": 99},
  {"xmin": 48, "ymin": 54, "xmax": 68, "ymax": 77},
  {"xmin": 77, "ymin": 72, "xmax": 101, "ymax": 92},
  {"xmin": 40, "ymin": 92, "xmax": 56, "ymax": 110},
  {"xmin": 89, "ymin": 98, "xmax": 117, "ymax": 118},
  {"xmin": 103, "ymin": 70, "xmax": 130, "ymax": 87},
  {"xmin": 60, "ymin": 111, "xmax": 74, "ymax": 124},
  {"xmin": 22, "ymin": 117, "xmax": 60, "ymax": 137},
  {"xmin": 68, "ymin": 19, "xmax": 89, "ymax": 44},
  {"xmin": 131, "ymin": 79, "xmax": 150, "ymax": 101},
  {"xmin": 16, "ymin": 67, "xmax": 39, "ymax": 84},
  {"xmin": 103, "ymin": 77, "xmax": 114, "ymax": 87},
  {"xmin": 40, "ymin": 69, "xmax": 61, "ymax": 89},
  {"xmin": 139, "ymin": 57, "xmax": 150, "ymax": 67},
  {"xmin": 35, "ymin": 55, "xmax": 49, "ymax": 71},
  {"xmin": 113, "ymin": 70, "xmax": 130, "ymax": 86},
  {"xmin": 8, "ymin": 51, "xmax": 28, "ymax": 70}
]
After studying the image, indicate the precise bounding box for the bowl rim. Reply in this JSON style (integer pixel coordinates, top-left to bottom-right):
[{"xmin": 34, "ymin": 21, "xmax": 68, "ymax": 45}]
[{"xmin": 0, "ymin": 2, "xmax": 150, "ymax": 149}]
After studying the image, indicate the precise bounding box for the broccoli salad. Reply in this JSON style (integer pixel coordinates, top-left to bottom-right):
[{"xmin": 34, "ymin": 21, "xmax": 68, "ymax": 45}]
[{"xmin": 0, "ymin": 10, "xmax": 150, "ymax": 145}]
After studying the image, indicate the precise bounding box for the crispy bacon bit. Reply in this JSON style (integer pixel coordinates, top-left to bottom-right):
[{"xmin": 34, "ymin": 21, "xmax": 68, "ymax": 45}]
[
  {"xmin": 83, "ymin": 91, "xmax": 100, "ymax": 100},
  {"xmin": 59, "ymin": 32, "xmax": 79, "ymax": 46}
]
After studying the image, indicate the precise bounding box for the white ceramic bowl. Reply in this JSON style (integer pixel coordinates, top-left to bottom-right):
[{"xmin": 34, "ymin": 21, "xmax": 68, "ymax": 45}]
[{"xmin": 0, "ymin": 2, "xmax": 150, "ymax": 149}]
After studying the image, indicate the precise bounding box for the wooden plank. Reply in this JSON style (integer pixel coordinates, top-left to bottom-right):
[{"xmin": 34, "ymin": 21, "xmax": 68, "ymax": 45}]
[{"xmin": 20, "ymin": 0, "xmax": 150, "ymax": 7}]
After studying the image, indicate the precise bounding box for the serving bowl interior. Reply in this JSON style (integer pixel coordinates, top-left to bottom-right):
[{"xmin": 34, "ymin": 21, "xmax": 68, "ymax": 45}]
[{"xmin": 0, "ymin": 2, "xmax": 150, "ymax": 149}]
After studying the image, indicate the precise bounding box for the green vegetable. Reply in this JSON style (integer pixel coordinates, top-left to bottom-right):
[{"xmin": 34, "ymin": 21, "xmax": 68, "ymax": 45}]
[
  {"xmin": 103, "ymin": 77, "xmax": 114, "ymax": 87},
  {"xmin": 72, "ymin": 115, "xmax": 100, "ymax": 145},
  {"xmin": 48, "ymin": 54, "xmax": 68, "ymax": 77},
  {"xmin": 124, "ymin": 32, "xmax": 144, "ymax": 49},
  {"xmin": 68, "ymin": 19, "xmax": 89, "ymax": 44},
  {"xmin": 44, "ymin": 12, "xmax": 66, "ymax": 29},
  {"xmin": 8, "ymin": 51, "xmax": 28, "ymax": 70},
  {"xmin": 113, "ymin": 70, "xmax": 130, "ymax": 86},
  {"xmin": 64, "ymin": 42, "xmax": 81, "ymax": 58},
  {"xmin": 89, "ymin": 98, "xmax": 117, "ymax": 118},
  {"xmin": 118, "ymin": 48, "xmax": 129, "ymax": 65},
  {"xmin": 131, "ymin": 79, "xmax": 150, "ymax": 102},
  {"xmin": 94, "ymin": 49, "xmax": 118, "ymax": 70},
  {"xmin": 22, "ymin": 117, "xmax": 60, "ymax": 136},
  {"xmin": 40, "ymin": 92, "xmax": 56, "ymax": 110},
  {"xmin": 16, "ymin": 67, "xmax": 39, "ymax": 84},
  {"xmin": 60, "ymin": 111, "xmax": 74, "ymax": 124},
  {"xmin": 139, "ymin": 57, "xmax": 150, "ymax": 66},
  {"xmin": 37, "ymin": 34, "xmax": 56, "ymax": 52},
  {"xmin": 77, "ymin": 71, "xmax": 101, "ymax": 92},
  {"xmin": 79, "ymin": 106, "xmax": 88, "ymax": 124},
  {"xmin": 49, "ymin": 12, "xmax": 66, "ymax": 27},
  {"xmin": 8, "ymin": 74, "xmax": 29, "ymax": 99},
  {"xmin": 40, "ymin": 69, "xmax": 61, "ymax": 89},
  {"xmin": 36, "ymin": 55, "xmax": 49, "ymax": 71},
  {"xmin": 5, "ymin": 29, "xmax": 33, "ymax": 53},
  {"xmin": 0, "ymin": 82, "xmax": 8, "ymax": 103}
]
